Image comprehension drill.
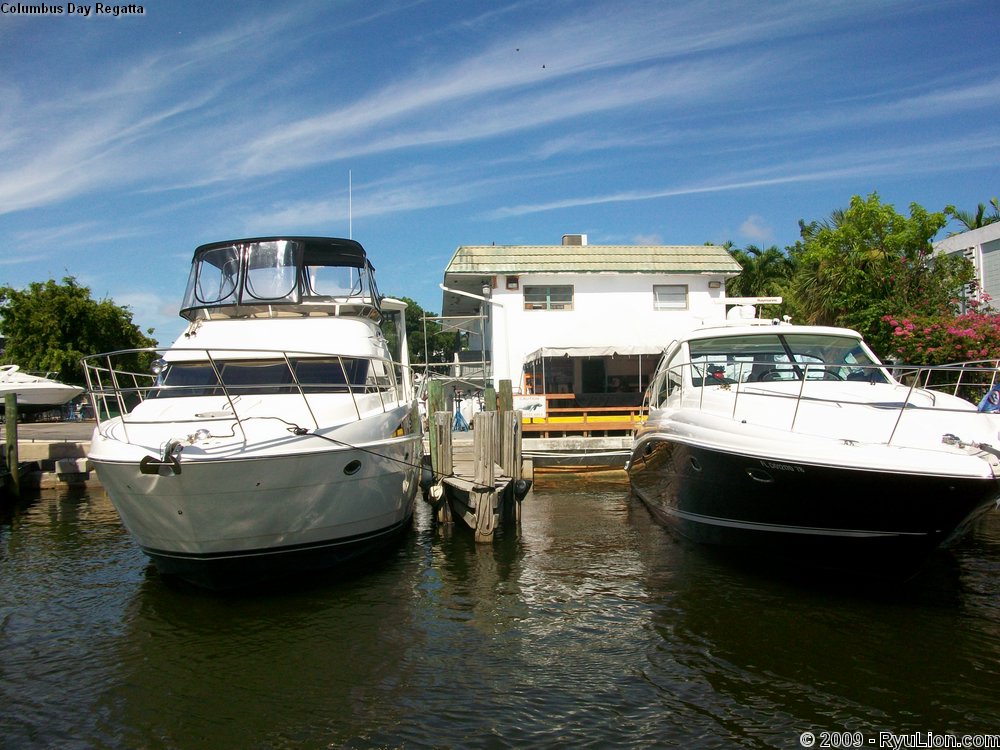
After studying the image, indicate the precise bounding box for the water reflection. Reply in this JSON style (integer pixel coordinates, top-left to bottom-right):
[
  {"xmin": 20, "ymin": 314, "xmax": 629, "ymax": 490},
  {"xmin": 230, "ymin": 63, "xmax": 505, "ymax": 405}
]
[
  {"xmin": 630, "ymin": 505, "xmax": 1000, "ymax": 745},
  {"xmin": 1, "ymin": 482, "xmax": 998, "ymax": 749}
]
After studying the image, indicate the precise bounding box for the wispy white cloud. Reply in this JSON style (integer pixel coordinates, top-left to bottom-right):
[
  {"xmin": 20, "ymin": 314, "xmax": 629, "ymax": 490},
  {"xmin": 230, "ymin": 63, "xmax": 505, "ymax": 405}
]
[
  {"xmin": 0, "ymin": 6, "xmax": 312, "ymax": 214},
  {"xmin": 486, "ymin": 131, "xmax": 1000, "ymax": 219},
  {"xmin": 0, "ymin": 0, "xmax": 954, "ymax": 222}
]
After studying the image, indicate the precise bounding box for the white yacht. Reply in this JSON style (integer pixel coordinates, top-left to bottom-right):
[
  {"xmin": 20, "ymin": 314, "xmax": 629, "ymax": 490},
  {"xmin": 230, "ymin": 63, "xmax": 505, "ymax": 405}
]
[
  {"xmin": 84, "ymin": 237, "xmax": 423, "ymax": 588},
  {"xmin": 628, "ymin": 316, "xmax": 1000, "ymax": 575},
  {"xmin": 0, "ymin": 365, "xmax": 84, "ymax": 414}
]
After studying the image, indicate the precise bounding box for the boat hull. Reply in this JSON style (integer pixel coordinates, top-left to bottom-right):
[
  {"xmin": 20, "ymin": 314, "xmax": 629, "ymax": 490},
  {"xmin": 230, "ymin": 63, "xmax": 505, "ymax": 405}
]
[
  {"xmin": 0, "ymin": 384, "xmax": 84, "ymax": 413},
  {"xmin": 627, "ymin": 436, "xmax": 1000, "ymax": 575},
  {"xmin": 91, "ymin": 435, "xmax": 422, "ymax": 588}
]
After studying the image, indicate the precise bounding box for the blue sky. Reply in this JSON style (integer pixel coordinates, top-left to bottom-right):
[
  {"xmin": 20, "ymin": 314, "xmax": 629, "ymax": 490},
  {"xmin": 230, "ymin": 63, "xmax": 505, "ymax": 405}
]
[{"xmin": 1, "ymin": 0, "xmax": 998, "ymax": 341}]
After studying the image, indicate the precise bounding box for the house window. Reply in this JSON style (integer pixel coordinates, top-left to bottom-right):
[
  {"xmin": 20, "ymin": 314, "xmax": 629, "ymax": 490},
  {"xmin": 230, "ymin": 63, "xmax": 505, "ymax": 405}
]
[
  {"xmin": 653, "ymin": 284, "xmax": 688, "ymax": 310},
  {"xmin": 524, "ymin": 285, "xmax": 574, "ymax": 310}
]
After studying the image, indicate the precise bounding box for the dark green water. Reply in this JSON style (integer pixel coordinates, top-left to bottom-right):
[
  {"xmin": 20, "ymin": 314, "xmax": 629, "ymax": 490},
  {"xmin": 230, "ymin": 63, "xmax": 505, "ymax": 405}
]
[{"xmin": 1, "ymin": 476, "xmax": 998, "ymax": 749}]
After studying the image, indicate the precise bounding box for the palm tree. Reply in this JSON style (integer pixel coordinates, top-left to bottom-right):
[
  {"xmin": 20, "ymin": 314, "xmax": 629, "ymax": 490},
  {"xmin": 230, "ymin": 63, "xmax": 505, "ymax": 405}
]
[
  {"xmin": 945, "ymin": 198, "xmax": 1000, "ymax": 233},
  {"xmin": 726, "ymin": 245, "xmax": 794, "ymax": 298}
]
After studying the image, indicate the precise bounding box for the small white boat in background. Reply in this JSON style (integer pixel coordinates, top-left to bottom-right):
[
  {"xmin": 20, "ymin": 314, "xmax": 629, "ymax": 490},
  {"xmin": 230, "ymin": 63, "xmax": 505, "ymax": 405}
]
[
  {"xmin": 84, "ymin": 236, "xmax": 423, "ymax": 588},
  {"xmin": 0, "ymin": 364, "xmax": 84, "ymax": 414},
  {"xmin": 628, "ymin": 312, "xmax": 1000, "ymax": 576}
]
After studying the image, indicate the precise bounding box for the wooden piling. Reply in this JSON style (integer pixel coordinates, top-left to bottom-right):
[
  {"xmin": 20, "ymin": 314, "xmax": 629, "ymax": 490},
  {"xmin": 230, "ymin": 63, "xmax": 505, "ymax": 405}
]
[
  {"xmin": 5, "ymin": 394, "xmax": 19, "ymax": 497},
  {"xmin": 501, "ymin": 409, "xmax": 524, "ymax": 521},
  {"xmin": 430, "ymin": 411, "xmax": 453, "ymax": 523},
  {"xmin": 427, "ymin": 378, "xmax": 445, "ymax": 415},
  {"xmin": 498, "ymin": 380, "xmax": 513, "ymax": 413},
  {"xmin": 422, "ymin": 378, "xmax": 529, "ymax": 541},
  {"xmin": 432, "ymin": 412, "xmax": 453, "ymax": 477},
  {"xmin": 426, "ymin": 379, "xmax": 445, "ymax": 480},
  {"xmin": 472, "ymin": 410, "xmax": 499, "ymax": 542}
]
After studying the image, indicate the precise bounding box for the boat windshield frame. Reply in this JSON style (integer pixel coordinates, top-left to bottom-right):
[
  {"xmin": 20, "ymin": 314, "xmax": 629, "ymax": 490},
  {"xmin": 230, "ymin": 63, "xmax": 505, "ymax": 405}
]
[
  {"xmin": 179, "ymin": 236, "xmax": 382, "ymax": 321},
  {"xmin": 684, "ymin": 331, "xmax": 890, "ymax": 386}
]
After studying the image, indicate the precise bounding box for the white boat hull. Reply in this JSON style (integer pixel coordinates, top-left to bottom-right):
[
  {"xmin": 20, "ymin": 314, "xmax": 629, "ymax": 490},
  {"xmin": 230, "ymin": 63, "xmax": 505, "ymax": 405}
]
[
  {"xmin": 0, "ymin": 382, "xmax": 84, "ymax": 412},
  {"xmin": 91, "ymin": 434, "xmax": 422, "ymax": 586}
]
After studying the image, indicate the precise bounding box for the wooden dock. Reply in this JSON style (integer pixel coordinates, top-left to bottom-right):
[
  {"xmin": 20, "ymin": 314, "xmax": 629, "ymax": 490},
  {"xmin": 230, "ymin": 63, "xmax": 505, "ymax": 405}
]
[{"xmin": 423, "ymin": 380, "xmax": 532, "ymax": 542}]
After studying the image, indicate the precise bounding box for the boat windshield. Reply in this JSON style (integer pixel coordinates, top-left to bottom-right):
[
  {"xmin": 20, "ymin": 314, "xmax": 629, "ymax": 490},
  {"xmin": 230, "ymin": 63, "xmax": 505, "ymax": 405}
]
[
  {"xmin": 687, "ymin": 332, "xmax": 889, "ymax": 384},
  {"xmin": 179, "ymin": 237, "xmax": 380, "ymax": 320},
  {"xmin": 148, "ymin": 356, "xmax": 391, "ymax": 398}
]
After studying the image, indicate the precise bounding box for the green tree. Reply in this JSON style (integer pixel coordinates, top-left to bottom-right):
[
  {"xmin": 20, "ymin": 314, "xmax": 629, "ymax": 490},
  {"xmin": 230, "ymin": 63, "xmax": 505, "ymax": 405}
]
[
  {"xmin": 787, "ymin": 193, "xmax": 974, "ymax": 358},
  {"xmin": 0, "ymin": 277, "xmax": 157, "ymax": 385}
]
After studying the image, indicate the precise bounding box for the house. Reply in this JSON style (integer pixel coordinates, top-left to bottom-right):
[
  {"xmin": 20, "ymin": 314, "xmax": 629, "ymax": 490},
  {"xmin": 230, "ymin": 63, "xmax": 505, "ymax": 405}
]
[
  {"xmin": 431, "ymin": 234, "xmax": 741, "ymax": 443},
  {"xmin": 934, "ymin": 223, "xmax": 1000, "ymax": 306}
]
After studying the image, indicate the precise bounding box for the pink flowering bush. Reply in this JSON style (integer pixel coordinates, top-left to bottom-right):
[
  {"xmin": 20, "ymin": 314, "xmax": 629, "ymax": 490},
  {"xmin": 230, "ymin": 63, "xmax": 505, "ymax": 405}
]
[{"xmin": 883, "ymin": 294, "xmax": 1000, "ymax": 365}]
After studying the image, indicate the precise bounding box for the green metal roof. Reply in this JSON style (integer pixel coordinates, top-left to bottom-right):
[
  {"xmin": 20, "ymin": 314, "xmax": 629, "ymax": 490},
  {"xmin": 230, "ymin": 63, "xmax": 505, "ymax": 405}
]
[{"xmin": 444, "ymin": 244, "xmax": 741, "ymax": 275}]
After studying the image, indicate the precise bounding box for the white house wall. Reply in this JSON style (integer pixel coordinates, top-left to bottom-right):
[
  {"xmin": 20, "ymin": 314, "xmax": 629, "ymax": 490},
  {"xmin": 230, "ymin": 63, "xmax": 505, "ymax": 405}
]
[
  {"xmin": 981, "ymin": 237, "xmax": 1000, "ymax": 304},
  {"xmin": 935, "ymin": 223, "xmax": 1000, "ymax": 306},
  {"xmin": 486, "ymin": 272, "xmax": 728, "ymax": 388}
]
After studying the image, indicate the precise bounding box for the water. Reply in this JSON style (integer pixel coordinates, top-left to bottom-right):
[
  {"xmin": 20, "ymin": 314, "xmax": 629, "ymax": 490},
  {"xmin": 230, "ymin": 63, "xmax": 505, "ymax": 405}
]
[{"xmin": 2, "ymin": 476, "xmax": 999, "ymax": 749}]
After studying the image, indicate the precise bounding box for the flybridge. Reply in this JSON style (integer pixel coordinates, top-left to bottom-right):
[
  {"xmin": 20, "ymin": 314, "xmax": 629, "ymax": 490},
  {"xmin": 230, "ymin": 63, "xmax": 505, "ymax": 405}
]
[{"xmin": 179, "ymin": 237, "xmax": 382, "ymax": 321}]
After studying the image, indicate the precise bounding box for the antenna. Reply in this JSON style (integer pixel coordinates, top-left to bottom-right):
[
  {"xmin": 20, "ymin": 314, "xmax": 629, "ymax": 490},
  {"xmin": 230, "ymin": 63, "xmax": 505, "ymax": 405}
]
[{"xmin": 348, "ymin": 170, "xmax": 352, "ymax": 239}]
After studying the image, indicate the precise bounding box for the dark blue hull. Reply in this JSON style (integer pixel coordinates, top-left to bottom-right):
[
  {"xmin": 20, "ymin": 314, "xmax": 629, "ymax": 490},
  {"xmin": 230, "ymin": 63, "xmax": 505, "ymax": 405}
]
[{"xmin": 627, "ymin": 437, "xmax": 999, "ymax": 575}]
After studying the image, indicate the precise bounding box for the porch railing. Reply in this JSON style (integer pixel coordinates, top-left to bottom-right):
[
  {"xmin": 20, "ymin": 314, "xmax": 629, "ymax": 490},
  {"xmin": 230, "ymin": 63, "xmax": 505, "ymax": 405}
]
[{"xmin": 521, "ymin": 393, "xmax": 643, "ymax": 436}]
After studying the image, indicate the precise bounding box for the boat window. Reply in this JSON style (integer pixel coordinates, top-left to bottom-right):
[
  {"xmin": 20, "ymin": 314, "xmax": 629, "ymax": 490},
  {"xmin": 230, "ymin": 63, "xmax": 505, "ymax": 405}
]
[
  {"xmin": 244, "ymin": 241, "xmax": 300, "ymax": 302},
  {"xmin": 189, "ymin": 245, "xmax": 240, "ymax": 305},
  {"xmin": 293, "ymin": 358, "xmax": 370, "ymax": 391},
  {"xmin": 219, "ymin": 361, "xmax": 296, "ymax": 394},
  {"xmin": 150, "ymin": 362, "xmax": 223, "ymax": 398},
  {"xmin": 649, "ymin": 350, "xmax": 683, "ymax": 407},
  {"xmin": 305, "ymin": 264, "xmax": 365, "ymax": 297},
  {"xmin": 366, "ymin": 358, "xmax": 395, "ymax": 390},
  {"xmin": 149, "ymin": 357, "xmax": 377, "ymax": 398}
]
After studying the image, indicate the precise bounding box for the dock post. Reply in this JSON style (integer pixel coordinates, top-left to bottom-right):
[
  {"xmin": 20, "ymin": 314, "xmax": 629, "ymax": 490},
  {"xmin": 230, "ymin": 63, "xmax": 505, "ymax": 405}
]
[
  {"xmin": 426, "ymin": 379, "xmax": 445, "ymax": 474},
  {"xmin": 472, "ymin": 411, "xmax": 499, "ymax": 542},
  {"xmin": 427, "ymin": 378, "xmax": 445, "ymax": 415},
  {"xmin": 500, "ymin": 408, "xmax": 524, "ymax": 522},
  {"xmin": 484, "ymin": 383, "xmax": 496, "ymax": 411},
  {"xmin": 497, "ymin": 379, "xmax": 526, "ymax": 520},
  {"xmin": 5, "ymin": 394, "xmax": 19, "ymax": 497},
  {"xmin": 431, "ymin": 411, "xmax": 453, "ymax": 523},
  {"xmin": 498, "ymin": 379, "xmax": 513, "ymax": 412}
]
